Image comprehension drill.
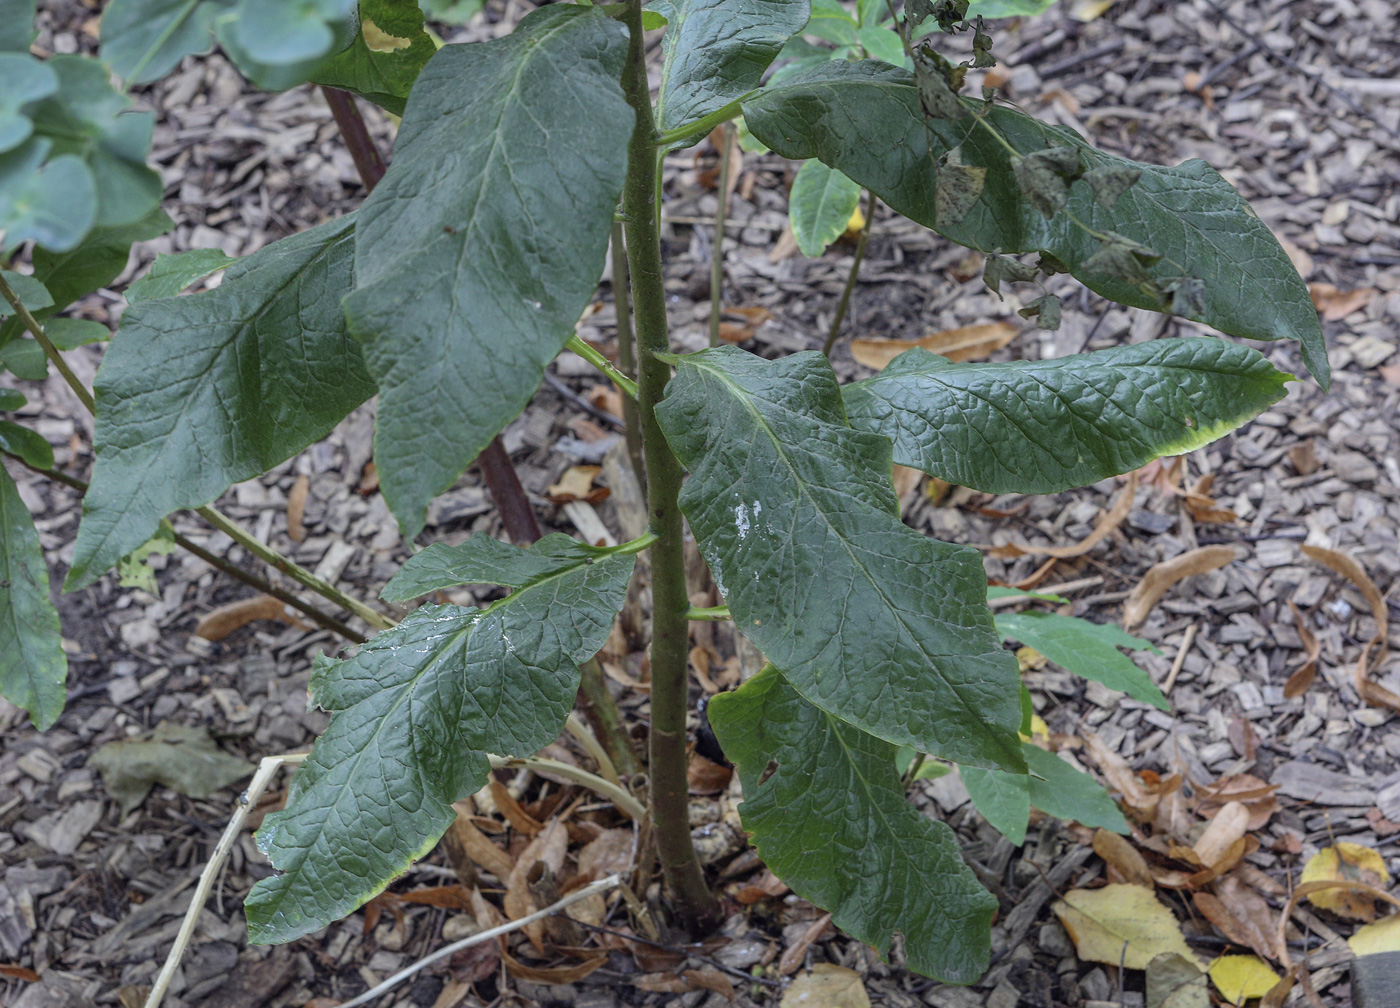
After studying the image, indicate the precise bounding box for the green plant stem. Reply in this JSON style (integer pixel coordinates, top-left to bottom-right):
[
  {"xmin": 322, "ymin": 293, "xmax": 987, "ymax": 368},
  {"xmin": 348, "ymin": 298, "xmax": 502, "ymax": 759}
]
[
  {"xmin": 611, "ymin": 223, "xmax": 647, "ymax": 488},
  {"xmin": 653, "ymin": 95, "xmax": 750, "ymax": 148},
  {"xmin": 686, "ymin": 605, "xmax": 731, "ymax": 621},
  {"xmin": 820, "ymin": 189, "xmax": 876, "ymax": 357},
  {"xmin": 707, "ymin": 122, "xmax": 734, "ymax": 347},
  {"xmin": 566, "ymin": 334, "xmax": 638, "ymax": 399},
  {"xmin": 0, "ymin": 272, "xmax": 95, "ymax": 413},
  {"xmin": 3, "ymin": 451, "xmax": 367, "ymax": 644},
  {"xmin": 620, "ymin": 0, "xmax": 722, "ymax": 932},
  {"xmin": 0, "ymin": 271, "xmax": 393, "ymax": 631}
]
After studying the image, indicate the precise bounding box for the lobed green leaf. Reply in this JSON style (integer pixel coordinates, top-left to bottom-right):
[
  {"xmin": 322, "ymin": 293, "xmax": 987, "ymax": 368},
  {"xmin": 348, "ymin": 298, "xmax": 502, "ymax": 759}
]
[
  {"xmin": 709, "ymin": 666, "xmax": 997, "ymax": 983},
  {"xmin": 743, "ymin": 61, "xmax": 1328, "ymax": 385},
  {"xmin": 246, "ymin": 538, "xmax": 635, "ymax": 943},
  {"xmin": 842, "ymin": 338, "xmax": 1291, "ymax": 496},
  {"xmin": 70, "ymin": 215, "xmax": 373, "ymax": 589},
  {"xmin": 345, "ymin": 6, "xmax": 632, "ymax": 539},
  {"xmin": 658, "ymin": 346, "xmax": 1024, "ymax": 771}
]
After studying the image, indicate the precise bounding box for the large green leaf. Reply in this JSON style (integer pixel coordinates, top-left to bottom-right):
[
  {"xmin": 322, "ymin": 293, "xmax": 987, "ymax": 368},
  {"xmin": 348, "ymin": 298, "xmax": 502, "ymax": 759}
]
[
  {"xmin": 245, "ymin": 538, "xmax": 636, "ymax": 943},
  {"xmin": 960, "ymin": 761, "xmax": 1032, "ymax": 845},
  {"xmin": 344, "ymin": 6, "xmax": 632, "ymax": 539},
  {"xmin": 657, "ymin": 346, "xmax": 1023, "ymax": 771},
  {"xmin": 311, "ymin": 0, "xmax": 436, "ymax": 116},
  {"xmin": 69, "ymin": 215, "xmax": 373, "ymax": 589},
  {"xmin": 789, "ymin": 158, "xmax": 861, "ymax": 257},
  {"xmin": 842, "ymin": 338, "xmax": 1290, "ymax": 495},
  {"xmin": 995, "ymin": 609, "xmax": 1165, "ymax": 709},
  {"xmin": 709, "ymin": 666, "xmax": 997, "ymax": 982},
  {"xmin": 0, "ymin": 463, "xmax": 66, "ymax": 730},
  {"xmin": 650, "ymin": 0, "xmax": 810, "ymax": 140},
  {"xmin": 743, "ymin": 61, "xmax": 1328, "ymax": 386}
]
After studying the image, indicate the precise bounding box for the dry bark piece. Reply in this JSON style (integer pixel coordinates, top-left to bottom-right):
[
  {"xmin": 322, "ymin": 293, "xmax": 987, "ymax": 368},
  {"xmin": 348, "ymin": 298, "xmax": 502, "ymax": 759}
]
[
  {"xmin": 194, "ymin": 595, "xmax": 308, "ymax": 640},
  {"xmin": 991, "ymin": 471, "xmax": 1137, "ymax": 559},
  {"xmin": 849, "ymin": 321, "xmax": 1018, "ymax": 370},
  {"xmin": 1122, "ymin": 545, "xmax": 1236, "ymax": 629}
]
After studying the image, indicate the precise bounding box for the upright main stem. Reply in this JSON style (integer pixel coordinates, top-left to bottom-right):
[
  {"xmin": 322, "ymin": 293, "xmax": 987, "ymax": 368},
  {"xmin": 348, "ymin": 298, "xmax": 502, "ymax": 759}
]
[{"xmin": 619, "ymin": 0, "xmax": 721, "ymax": 931}]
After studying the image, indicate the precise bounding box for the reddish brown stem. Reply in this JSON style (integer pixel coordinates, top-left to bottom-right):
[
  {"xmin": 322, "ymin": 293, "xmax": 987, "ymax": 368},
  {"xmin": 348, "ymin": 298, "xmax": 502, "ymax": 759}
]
[{"xmin": 321, "ymin": 87, "xmax": 387, "ymax": 190}]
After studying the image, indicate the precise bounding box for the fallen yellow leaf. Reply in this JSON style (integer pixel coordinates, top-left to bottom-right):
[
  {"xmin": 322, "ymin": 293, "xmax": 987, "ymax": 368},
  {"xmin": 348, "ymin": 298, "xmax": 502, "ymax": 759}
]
[
  {"xmin": 1052, "ymin": 884, "xmax": 1194, "ymax": 969},
  {"xmin": 781, "ymin": 963, "xmax": 869, "ymax": 1008},
  {"xmin": 844, "ymin": 204, "xmax": 865, "ymax": 238},
  {"xmin": 1349, "ymin": 912, "xmax": 1400, "ymax": 957},
  {"xmin": 1300, "ymin": 842, "xmax": 1391, "ymax": 921},
  {"xmin": 1208, "ymin": 955, "xmax": 1279, "ymax": 1004}
]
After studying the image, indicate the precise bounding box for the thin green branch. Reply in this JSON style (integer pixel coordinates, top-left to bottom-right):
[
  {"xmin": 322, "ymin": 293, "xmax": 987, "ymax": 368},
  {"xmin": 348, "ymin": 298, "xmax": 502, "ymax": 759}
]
[
  {"xmin": 686, "ymin": 605, "xmax": 731, "ymax": 621},
  {"xmin": 620, "ymin": 0, "xmax": 722, "ymax": 931},
  {"xmin": 610, "ymin": 222, "xmax": 647, "ymax": 487},
  {"xmin": 821, "ymin": 189, "xmax": 877, "ymax": 357},
  {"xmin": 653, "ymin": 95, "xmax": 751, "ymax": 148},
  {"xmin": 0, "ymin": 272, "xmax": 95, "ymax": 413},
  {"xmin": 566, "ymin": 334, "xmax": 638, "ymax": 399}
]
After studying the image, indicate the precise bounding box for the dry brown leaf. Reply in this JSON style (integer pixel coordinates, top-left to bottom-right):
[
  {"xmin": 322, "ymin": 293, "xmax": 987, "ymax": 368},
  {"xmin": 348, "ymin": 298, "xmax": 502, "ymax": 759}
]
[
  {"xmin": 1284, "ymin": 601, "xmax": 1320, "ymax": 699},
  {"xmin": 685, "ymin": 967, "xmax": 736, "ymax": 1000},
  {"xmin": 1380, "ymin": 364, "xmax": 1400, "ymax": 387},
  {"xmin": 1308, "ymin": 282, "xmax": 1377, "ymax": 321},
  {"xmin": 1196, "ymin": 775, "xmax": 1277, "ymax": 832},
  {"xmin": 1194, "ymin": 802, "xmax": 1250, "ymax": 868},
  {"xmin": 778, "ymin": 913, "xmax": 834, "ymax": 976},
  {"xmin": 781, "ymin": 963, "xmax": 870, "ymax": 1008},
  {"xmin": 717, "ymin": 305, "xmax": 773, "ymax": 344},
  {"xmin": 1053, "ymin": 884, "xmax": 1194, "ymax": 969},
  {"xmin": 0, "ymin": 965, "xmax": 40, "ymax": 983},
  {"xmin": 1299, "ymin": 842, "xmax": 1391, "ymax": 921},
  {"xmin": 503, "ymin": 819, "xmax": 569, "ymax": 952},
  {"xmin": 688, "ymin": 752, "xmax": 733, "ymax": 794},
  {"xmin": 1287, "ymin": 440, "xmax": 1319, "ymax": 475},
  {"xmin": 1094, "ymin": 829, "xmax": 1154, "ymax": 888},
  {"xmin": 502, "ymin": 949, "xmax": 607, "ymax": 984},
  {"xmin": 1214, "ymin": 875, "xmax": 1282, "ymax": 960},
  {"xmin": 990, "ymin": 472, "xmax": 1137, "ymax": 559},
  {"xmin": 1194, "ymin": 892, "xmax": 1274, "ymax": 961},
  {"xmin": 1084, "ymin": 731, "xmax": 1158, "ymax": 819},
  {"xmin": 1226, "ymin": 716, "xmax": 1256, "ymax": 761},
  {"xmin": 1123, "ymin": 545, "xmax": 1236, "ymax": 629},
  {"xmin": 1367, "ymin": 808, "xmax": 1400, "ymax": 838},
  {"xmin": 1182, "ymin": 474, "xmax": 1237, "ymax": 524},
  {"xmin": 399, "ymin": 885, "xmax": 475, "ymax": 910},
  {"xmin": 286, "ymin": 472, "xmax": 309, "ymax": 542},
  {"xmin": 194, "ymin": 595, "xmax": 307, "ymax": 641},
  {"xmin": 489, "ymin": 778, "xmax": 544, "ymax": 835},
  {"xmin": 1301, "ymin": 545, "xmax": 1397, "ymax": 713},
  {"xmin": 447, "ymin": 808, "xmax": 514, "ymax": 880},
  {"xmin": 576, "ymin": 828, "xmax": 634, "ymax": 881},
  {"xmin": 850, "ymin": 321, "xmax": 1018, "ymax": 371},
  {"xmin": 548, "ymin": 465, "xmax": 602, "ymax": 503}
]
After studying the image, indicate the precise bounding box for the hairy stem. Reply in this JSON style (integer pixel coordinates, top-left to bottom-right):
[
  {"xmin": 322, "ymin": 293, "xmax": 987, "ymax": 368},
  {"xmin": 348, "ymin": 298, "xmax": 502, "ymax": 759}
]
[
  {"xmin": 611, "ymin": 222, "xmax": 647, "ymax": 490},
  {"xmin": 821, "ymin": 189, "xmax": 876, "ymax": 357},
  {"xmin": 620, "ymin": 0, "xmax": 721, "ymax": 931},
  {"xmin": 707, "ymin": 123, "xmax": 734, "ymax": 347},
  {"xmin": 0, "ymin": 272, "xmax": 392, "ymax": 630},
  {"xmin": 4, "ymin": 452, "xmax": 366, "ymax": 643}
]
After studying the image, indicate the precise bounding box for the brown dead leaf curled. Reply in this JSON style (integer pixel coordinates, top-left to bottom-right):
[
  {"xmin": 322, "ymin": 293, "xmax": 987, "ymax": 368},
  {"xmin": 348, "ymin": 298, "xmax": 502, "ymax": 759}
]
[
  {"xmin": 1194, "ymin": 801, "xmax": 1250, "ymax": 869},
  {"xmin": 1084, "ymin": 731, "xmax": 1159, "ymax": 819},
  {"xmin": 1094, "ymin": 829, "xmax": 1154, "ymax": 888},
  {"xmin": 1307, "ymin": 282, "xmax": 1377, "ymax": 321},
  {"xmin": 1182, "ymin": 474, "xmax": 1237, "ymax": 524},
  {"xmin": 781, "ymin": 963, "xmax": 870, "ymax": 1008},
  {"xmin": 1300, "ymin": 545, "xmax": 1397, "ymax": 713},
  {"xmin": 849, "ymin": 321, "xmax": 1018, "ymax": 370},
  {"xmin": 194, "ymin": 594, "xmax": 308, "ymax": 641},
  {"xmin": 1123, "ymin": 545, "xmax": 1236, "ymax": 629},
  {"xmin": 1284, "ymin": 600, "xmax": 1321, "ymax": 699},
  {"xmin": 1213, "ymin": 874, "xmax": 1282, "ymax": 961},
  {"xmin": 1196, "ymin": 774, "xmax": 1277, "ymax": 831},
  {"xmin": 503, "ymin": 818, "xmax": 569, "ymax": 952},
  {"xmin": 990, "ymin": 471, "xmax": 1137, "ymax": 559},
  {"xmin": 1053, "ymin": 884, "xmax": 1195, "ymax": 969}
]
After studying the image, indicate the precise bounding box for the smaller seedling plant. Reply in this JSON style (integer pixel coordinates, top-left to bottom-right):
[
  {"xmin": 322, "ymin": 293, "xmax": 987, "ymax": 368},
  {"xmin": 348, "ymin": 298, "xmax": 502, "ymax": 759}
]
[{"xmin": 1, "ymin": 0, "xmax": 1327, "ymax": 986}]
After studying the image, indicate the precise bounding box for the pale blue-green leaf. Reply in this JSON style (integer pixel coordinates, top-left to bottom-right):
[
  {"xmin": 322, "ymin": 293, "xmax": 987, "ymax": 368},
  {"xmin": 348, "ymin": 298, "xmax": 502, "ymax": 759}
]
[
  {"xmin": 100, "ymin": 0, "xmax": 229, "ymax": 84},
  {"xmin": 69, "ymin": 215, "xmax": 373, "ymax": 589},
  {"xmin": 657, "ymin": 346, "xmax": 1024, "ymax": 770},
  {"xmin": 0, "ymin": 53, "xmax": 56, "ymax": 153},
  {"xmin": 125, "ymin": 248, "xmax": 237, "ymax": 304},
  {"xmin": 842, "ymin": 339, "xmax": 1291, "ymax": 495},
  {"xmin": 789, "ymin": 159, "xmax": 861, "ymax": 257},
  {"xmin": 650, "ymin": 0, "xmax": 810, "ymax": 137},
  {"xmin": 995, "ymin": 609, "xmax": 1165, "ymax": 708},
  {"xmin": 0, "ymin": 463, "xmax": 66, "ymax": 730},
  {"xmin": 230, "ymin": 0, "xmax": 355, "ymax": 66},
  {"xmin": 710, "ymin": 666, "xmax": 997, "ymax": 982},
  {"xmin": 345, "ymin": 6, "xmax": 632, "ymax": 539},
  {"xmin": 246, "ymin": 542, "xmax": 634, "ymax": 943},
  {"xmin": 742, "ymin": 61, "xmax": 1328, "ymax": 386},
  {"xmin": 0, "ymin": 0, "xmax": 36, "ymax": 52},
  {"xmin": 0, "ymin": 142, "xmax": 95, "ymax": 253}
]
